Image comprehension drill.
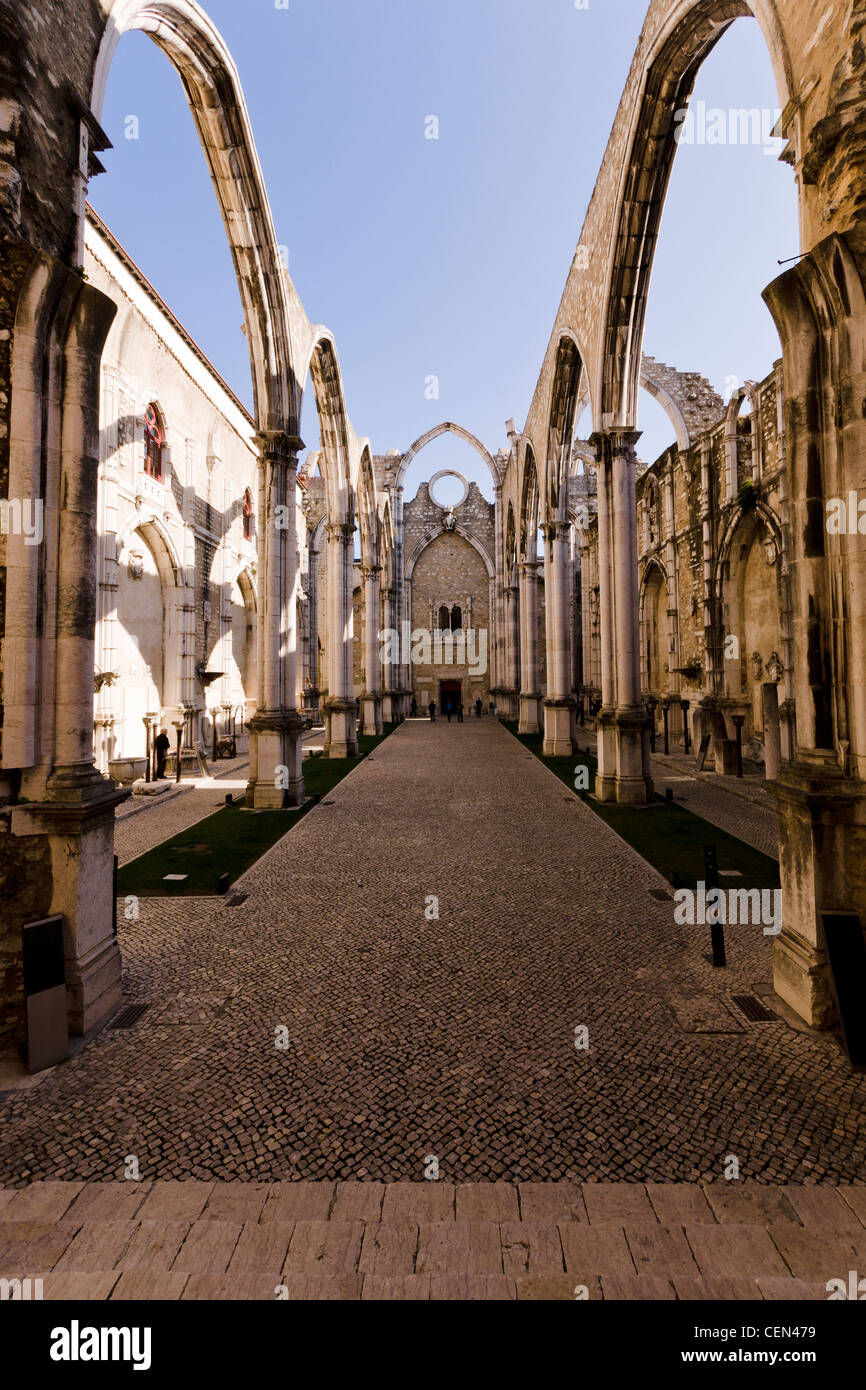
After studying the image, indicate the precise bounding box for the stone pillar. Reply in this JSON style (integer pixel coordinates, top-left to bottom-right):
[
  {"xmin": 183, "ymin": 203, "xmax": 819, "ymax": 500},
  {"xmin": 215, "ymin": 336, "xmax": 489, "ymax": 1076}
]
[
  {"xmin": 592, "ymin": 444, "xmax": 617, "ymax": 799},
  {"xmin": 34, "ymin": 282, "xmax": 127, "ymax": 1037},
  {"xmin": 541, "ymin": 521, "xmax": 575, "ymax": 756},
  {"xmin": 502, "ymin": 579, "xmax": 520, "ymax": 720},
  {"xmin": 762, "ymin": 682, "xmax": 782, "ymax": 783},
  {"xmin": 591, "ymin": 431, "xmax": 652, "ymax": 801},
  {"xmin": 381, "ymin": 580, "xmax": 398, "ymax": 724},
  {"xmin": 247, "ymin": 433, "xmax": 304, "ymax": 808},
  {"xmin": 518, "ymin": 559, "xmax": 541, "ymax": 734},
  {"xmin": 762, "ymin": 239, "xmax": 866, "ymax": 1029},
  {"xmin": 361, "ymin": 564, "xmax": 384, "ymax": 736},
  {"xmin": 324, "ymin": 522, "xmax": 359, "ymax": 758}
]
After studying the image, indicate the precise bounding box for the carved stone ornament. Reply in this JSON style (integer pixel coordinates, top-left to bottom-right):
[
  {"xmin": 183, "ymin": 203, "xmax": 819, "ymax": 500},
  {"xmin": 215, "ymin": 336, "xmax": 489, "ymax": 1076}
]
[{"xmin": 128, "ymin": 551, "xmax": 145, "ymax": 581}]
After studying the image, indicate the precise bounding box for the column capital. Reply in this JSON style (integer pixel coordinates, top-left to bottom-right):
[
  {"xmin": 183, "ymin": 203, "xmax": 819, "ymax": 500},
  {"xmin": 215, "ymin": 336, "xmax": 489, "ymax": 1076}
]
[
  {"xmin": 326, "ymin": 520, "xmax": 354, "ymax": 544},
  {"xmin": 518, "ymin": 559, "xmax": 541, "ymax": 579},
  {"xmin": 256, "ymin": 430, "xmax": 305, "ymax": 464},
  {"xmin": 539, "ymin": 520, "xmax": 571, "ymax": 542},
  {"xmin": 361, "ymin": 563, "xmax": 382, "ymax": 581},
  {"xmin": 590, "ymin": 428, "xmax": 642, "ymax": 465}
]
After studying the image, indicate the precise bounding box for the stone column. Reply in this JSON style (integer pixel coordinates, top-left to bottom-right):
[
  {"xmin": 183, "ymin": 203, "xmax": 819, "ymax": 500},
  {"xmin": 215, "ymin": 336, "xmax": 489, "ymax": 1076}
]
[
  {"xmin": 379, "ymin": 572, "xmax": 395, "ymax": 724},
  {"xmin": 541, "ymin": 522, "xmax": 575, "ymax": 756},
  {"xmin": 615, "ymin": 432, "xmax": 653, "ymax": 800},
  {"xmin": 247, "ymin": 432, "xmax": 304, "ymax": 808},
  {"xmin": 592, "ymin": 442, "xmax": 617, "ymax": 799},
  {"xmin": 38, "ymin": 281, "xmax": 127, "ymax": 1036},
  {"xmin": 502, "ymin": 578, "xmax": 520, "ymax": 720},
  {"xmin": 762, "ymin": 682, "xmax": 782, "ymax": 782},
  {"xmin": 361, "ymin": 564, "xmax": 384, "ymax": 736},
  {"xmin": 324, "ymin": 521, "xmax": 359, "ymax": 758},
  {"xmin": 762, "ymin": 241, "xmax": 866, "ymax": 1029},
  {"xmin": 518, "ymin": 559, "xmax": 541, "ymax": 734},
  {"xmin": 592, "ymin": 431, "xmax": 652, "ymax": 801}
]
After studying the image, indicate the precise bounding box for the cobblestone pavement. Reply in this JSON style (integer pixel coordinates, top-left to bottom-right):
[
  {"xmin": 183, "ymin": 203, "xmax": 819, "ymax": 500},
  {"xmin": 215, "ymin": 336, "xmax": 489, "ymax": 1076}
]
[
  {"xmin": 579, "ymin": 726, "xmax": 779, "ymax": 860},
  {"xmin": 1, "ymin": 718, "xmax": 865, "ymax": 1186},
  {"xmin": 1, "ymin": 1180, "xmax": 863, "ymax": 1300}
]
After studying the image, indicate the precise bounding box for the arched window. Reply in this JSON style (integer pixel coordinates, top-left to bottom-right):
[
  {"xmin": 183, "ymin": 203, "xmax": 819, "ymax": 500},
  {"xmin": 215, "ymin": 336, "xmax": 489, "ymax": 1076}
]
[
  {"xmin": 144, "ymin": 403, "xmax": 164, "ymax": 481},
  {"xmin": 242, "ymin": 488, "xmax": 253, "ymax": 541},
  {"xmin": 438, "ymin": 605, "xmax": 450, "ymax": 632},
  {"xmin": 451, "ymin": 605, "xmax": 463, "ymax": 633}
]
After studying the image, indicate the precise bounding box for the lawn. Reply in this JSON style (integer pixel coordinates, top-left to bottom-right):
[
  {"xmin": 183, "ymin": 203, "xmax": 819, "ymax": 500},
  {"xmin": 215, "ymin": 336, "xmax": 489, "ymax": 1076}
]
[
  {"xmin": 504, "ymin": 723, "xmax": 780, "ymax": 891},
  {"xmin": 118, "ymin": 729, "xmax": 394, "ymax": 898}
]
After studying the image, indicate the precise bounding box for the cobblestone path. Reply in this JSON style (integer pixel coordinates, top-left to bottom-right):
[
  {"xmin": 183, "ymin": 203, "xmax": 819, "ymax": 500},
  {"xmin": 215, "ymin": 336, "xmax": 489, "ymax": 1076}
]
[{"xmin": 1, "ymin": 718, "xmax": 864, "ymax": 1186}]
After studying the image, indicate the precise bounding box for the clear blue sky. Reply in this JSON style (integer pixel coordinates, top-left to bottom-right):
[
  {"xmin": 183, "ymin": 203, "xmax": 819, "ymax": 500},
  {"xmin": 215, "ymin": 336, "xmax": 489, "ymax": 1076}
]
[{"xmin": 92, "ymin": 0, "xmax": 798, "ymax": 501}]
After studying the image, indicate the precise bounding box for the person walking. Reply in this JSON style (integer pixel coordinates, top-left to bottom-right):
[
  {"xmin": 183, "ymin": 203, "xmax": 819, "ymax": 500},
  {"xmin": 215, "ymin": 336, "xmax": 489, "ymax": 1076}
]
[
  {"xmin": 447, "ymin": 704, "xmax": 453, "ymax": 723},
  {"xmin": 428, "ymin": 701, "xmax": 436, "ymax": 722},
  {"xmin": 154, "ymin": 727, "xmax": 170, "ymax": 780},
  {"xmin": 411, "ymin": 696, "xmax": 417, "ymax": 717},
  {"xmin": 457, "ymin": 701, "xmax": 464, "ymax": 724},
  {"xmin": 475, "ymin": 697, "xmax": 482, "ymax": 720}
]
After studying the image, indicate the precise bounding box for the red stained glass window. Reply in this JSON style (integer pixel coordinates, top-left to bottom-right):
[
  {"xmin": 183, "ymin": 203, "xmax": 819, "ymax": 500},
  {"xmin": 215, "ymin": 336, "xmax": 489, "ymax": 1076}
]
[{"xmin": 144, "ymin": 404, "xmax": 164, "ymax": 481}]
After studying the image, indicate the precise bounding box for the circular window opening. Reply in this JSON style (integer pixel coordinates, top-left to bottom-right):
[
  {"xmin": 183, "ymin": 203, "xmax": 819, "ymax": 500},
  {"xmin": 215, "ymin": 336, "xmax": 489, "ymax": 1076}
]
[{"xmin": 428, "ymin": 470, "xmax": 469, "ymax": 509}]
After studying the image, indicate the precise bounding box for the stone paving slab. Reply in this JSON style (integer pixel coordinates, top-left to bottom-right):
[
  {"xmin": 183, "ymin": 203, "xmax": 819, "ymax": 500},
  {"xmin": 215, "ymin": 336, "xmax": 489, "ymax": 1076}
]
[
  {"xmin": 2, "ymin": 719, "xmax": 865, "ymax": 1186},
  {"xmin": 1, "ymin": 1181, "xmax": 859, "ymax": 1300}
]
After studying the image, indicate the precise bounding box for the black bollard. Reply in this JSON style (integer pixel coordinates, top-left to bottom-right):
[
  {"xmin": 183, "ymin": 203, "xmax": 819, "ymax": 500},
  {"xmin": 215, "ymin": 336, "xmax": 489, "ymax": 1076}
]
[{"xmin": 705, "ymin": 843, "xmax": 726, "ymax": 967}]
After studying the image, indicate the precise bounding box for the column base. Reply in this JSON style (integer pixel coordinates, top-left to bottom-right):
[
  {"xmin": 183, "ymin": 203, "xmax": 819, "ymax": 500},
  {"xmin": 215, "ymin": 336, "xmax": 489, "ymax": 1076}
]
[
  {"xmin": 247, "ymin": 711, "xmax": 304, "ymax": 808},
  {"xmin": 614, "ymin": 707, "xmax": 654, "ymax": 804},
  {"xmin": 323, "ymin": 698, "xmax": 359, "ymax": 760},
  {"xmin": 542, "ymin": 697, "xmax": 575, "ymax": 757},
  {"xmin": 382, "ymin": 692, "xmax": 398, "ymax": 724},
  {"xmin": 362, "ymin": 693, "xmax": 384, "ymax": 737},
  {"xmin": 8, "ymin": 782, "xmax": 128, "ymax": 1042},
  {"xmin": 594, "ymin": 707, "xmax": 653, "ymax": 803},
  {"xmin": 493, "ymin": 687, "xmax": 519, "ymax": 721},
  {"xmin": 518, "ymin": 692, "xmax": 542, "ymax": 736},
  {"xmin": 594, "ymin": 707, "xmax": 618, "ymax": 801},
  {"xmin": 773, "ymin": 926, "xmax": 837, "ymax": 1030},
  {"xmin": 769, "ymin": 759, "xmax": 866, "ymax": 1028}
]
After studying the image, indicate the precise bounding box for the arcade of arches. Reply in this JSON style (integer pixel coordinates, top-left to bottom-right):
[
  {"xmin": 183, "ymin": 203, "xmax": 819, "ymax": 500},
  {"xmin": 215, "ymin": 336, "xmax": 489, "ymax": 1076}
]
[{"xmin": 1, "ymin": 0, "xmax": 866, "ymax": 1095}]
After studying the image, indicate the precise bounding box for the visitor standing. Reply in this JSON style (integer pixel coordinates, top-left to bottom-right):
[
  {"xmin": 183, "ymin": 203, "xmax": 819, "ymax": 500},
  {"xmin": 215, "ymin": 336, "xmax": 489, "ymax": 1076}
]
[
  {"xmin": 475, "ymin": 698, "xmax": 482, "ymax": 719},
  {"xmin": 154, "ymin": 727, "xmax": 170, "ymax": 780},
  {"xmin": 428, "ymin": 701, "xmax": 436, "ymax": 722}
]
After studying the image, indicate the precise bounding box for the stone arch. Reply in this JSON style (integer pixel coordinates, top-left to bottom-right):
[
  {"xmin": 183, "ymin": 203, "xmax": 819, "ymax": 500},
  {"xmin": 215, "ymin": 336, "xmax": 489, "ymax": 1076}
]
[
  {"xmin": 519, "ymin": 446, "xmax": 540, "ymax": 561},
  {"xmin": 600, "ymin": 1, "xmax": 794, "ymax": 429},
  {"xmin": 724, "ymin": 382, "xmax": 764, "ymax": 499},
  {"xmin": 303, "ymin": 331, "xmax": 354, "ymax": 520},
  {"xmin": 546, "ymin": 334, "xmax": 585, "ymax": 518},
  {"xmin": 714, "ymin": 500, "xmax": 785, "ymax": 710},
  {"xmin": 406, "ymin": 526, "xmax": 495, "ymax": 583},
  {"xmin": 92, "ymin": 0, "xmax": 299, "ymax": 435},
  {"xmin": 505, "ymin": 501, "xmax": 517, "ymax": 574},
  {"xmin": 397, "ymin": 422, "xmax": 501, "ymax": 493},
  {"xmin": 115, "ymin": 510, "xmax": 183, "ymax": 584},
  {"xmin": 356, "ymin": 446, "xmax": 380, "ymax": 566},
  {"xmin": 574, "ymin": 357, "xmax": 712, "ymax": 457},
  {"xmin": 111, "ymin": 517, "xmax": 184, "ymax": 759},
  {"xmin": 639, "ymin": 556, "xmax": 671, "ymax": 696}
]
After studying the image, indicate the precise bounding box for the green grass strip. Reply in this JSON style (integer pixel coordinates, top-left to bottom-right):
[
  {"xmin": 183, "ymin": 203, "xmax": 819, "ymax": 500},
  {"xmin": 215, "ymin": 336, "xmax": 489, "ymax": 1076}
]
[
  {"xmin": 118, "ymin": 728, "xmax": 394, "ymax": 898},
  {"xmin": 504, "ymin": 723, "xmax": 780, "ymax": 891}
]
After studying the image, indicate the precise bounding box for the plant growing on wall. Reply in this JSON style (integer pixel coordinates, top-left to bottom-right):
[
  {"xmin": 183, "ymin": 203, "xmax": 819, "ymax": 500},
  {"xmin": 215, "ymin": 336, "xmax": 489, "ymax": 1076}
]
[{"xmin": 737, "ymin": 479, "xmax": 758, "ymax": 513}]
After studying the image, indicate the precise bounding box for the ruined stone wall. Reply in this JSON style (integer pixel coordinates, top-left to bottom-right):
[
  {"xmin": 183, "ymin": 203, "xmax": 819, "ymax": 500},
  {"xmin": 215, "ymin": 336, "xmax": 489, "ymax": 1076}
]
[
  {"xmin": 409, "ymin": 532, "xmax": 491, "ymax": 713},
  {"xmin": 85, "ymin": 210, "xmax": 259, "ymax": 765},
  {"xmin": 581, "ymin": 359, "xmax": 788, "ymax": 756}
]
